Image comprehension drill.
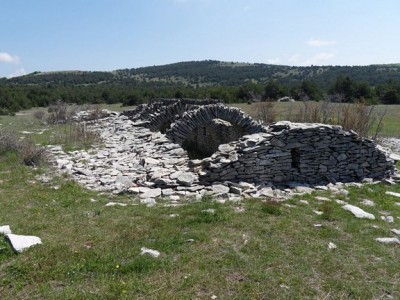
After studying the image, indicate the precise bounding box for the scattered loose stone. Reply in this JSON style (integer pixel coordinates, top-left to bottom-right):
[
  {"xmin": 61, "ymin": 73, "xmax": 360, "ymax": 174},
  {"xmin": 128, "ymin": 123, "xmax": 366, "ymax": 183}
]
[
  {"xmin": 313, "ymin": 224, "xmax": 323, "ymax": 228},
  {"xmin": 140, "ymin": 247, "xmax": 160, "ymax": 258},
  {"xmin": 105, "ymin": 202, "xmax": 128, "ymax": 207},
  {"xmin": 335, "ymin": 199, "xmax": 347, "ymax": 205},
  {"xmin": 315, "ymin": 196, "xmax": 331, "ymax": 202},
  {"xmin": 390, "ymin": 229, "xmax": 400, "ymax": 235},
  {"xmin": 169, "ymin": 214, "xmax": 179, "ymax": 218},
  {"xmin": 299, "ymin": 200, "xmax": 309, "ymax": 205},
  {"xmin": 176, "ymin": 172, "xmax": 197, "ymax": 187},
  {"xmin": 313, "ymin": 210, "xmax": 323, "ymax": 215},
  {"xmin": 5, "ymin": 234, "xmax": 42, "ymax": 253},
  {"xmin": 140, "ymin": 188, "xmax": 162, "ymax": 199},
  {"xmin": 140, "ymin": 198, "xmax": 156, "ymax": 207},
  {"xmin": 386, "ymin": 191, "xmax": 400, "ymax": 198},
  {"xmin": 234, "ymin": 207, "xmax": 245, "ymax": 213},
  {"xmin": 361, "ymin": 199, "xmax": 375, "ymax": 206},
  {"xmin": 279, "ymin": 285, "xmax": 290, "ymax": 290},
  {"xmin": 381, "ymin": 216, "xmax": 394, "ymax": 223},
  {"xmin": 327, "ymin": 242, "xmax": 337, "ymax": 250},
  {"xmin": 0, "ymin": 225, "xmax": 12, "ymax": 235},
  {"xmin": 202, "ymin": 209, "xmax": 216, "ymax": 214},
  {"xmin": 375, "ymin": 237, "xmax": 400, "ymax": 244},
  {"xmin": 342, "ymin": 204, "xmax": 375, "ymax": 220},
  {"xmin": 211, "ymin": 184, "xmax": 230, "ymax": 195}
]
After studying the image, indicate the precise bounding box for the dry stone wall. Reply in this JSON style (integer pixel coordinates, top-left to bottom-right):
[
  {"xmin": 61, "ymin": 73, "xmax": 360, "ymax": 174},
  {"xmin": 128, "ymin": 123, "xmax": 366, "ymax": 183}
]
[
  {"xmin": 166, "ymin": 104, "xmax": 264, "ymax": 145},
  {"xmin": 198, "ymin": 121, "xmax": 395, "ymax": 185},
  {"xmin": 111, "ymin": 99, "xmax": 396, "ymax": 187},
  {"xmin": 122, "ymin": 98, "xmax": 222, "ymax": 131}
]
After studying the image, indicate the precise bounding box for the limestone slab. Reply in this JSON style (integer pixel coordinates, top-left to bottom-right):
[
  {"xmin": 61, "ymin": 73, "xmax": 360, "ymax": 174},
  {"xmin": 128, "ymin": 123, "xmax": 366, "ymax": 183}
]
[{"xmin": 5, "ymin": 234, "xmax": 42, "ymax": 253}]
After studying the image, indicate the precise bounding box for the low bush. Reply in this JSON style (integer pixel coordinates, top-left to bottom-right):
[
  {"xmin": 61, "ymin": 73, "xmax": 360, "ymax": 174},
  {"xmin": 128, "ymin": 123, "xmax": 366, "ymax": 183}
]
[{"xmin": 0, "ymin": 129, "xmax": 47, "ymax": 166}]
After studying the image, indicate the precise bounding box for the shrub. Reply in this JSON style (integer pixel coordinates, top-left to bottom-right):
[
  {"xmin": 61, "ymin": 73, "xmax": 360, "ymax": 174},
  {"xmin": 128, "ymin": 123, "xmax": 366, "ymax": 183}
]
[
  {"xmin": 254, "ymin": 101, "xmax": 277, "ymax": 124},
  {"xmin": 47, "ymin": 100, "xmax": 77, "ymax": 124},
  {"xmin": 0, "ymin": 129, "xmax": 47, "ymax": 166},
  {"xmin": 33, "ymin": 110, "xmax": 46, "ymax": 121}
]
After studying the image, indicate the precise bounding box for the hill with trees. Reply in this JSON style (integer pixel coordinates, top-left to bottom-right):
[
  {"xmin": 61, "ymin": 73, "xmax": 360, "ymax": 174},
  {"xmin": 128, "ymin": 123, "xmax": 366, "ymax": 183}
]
[{"xmin": 1, "ymin": 60, "xmax": 400, "ymax": 114}]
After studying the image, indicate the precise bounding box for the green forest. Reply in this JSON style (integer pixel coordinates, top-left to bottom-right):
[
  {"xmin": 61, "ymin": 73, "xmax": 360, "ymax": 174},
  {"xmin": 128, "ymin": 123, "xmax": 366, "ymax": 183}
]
[{"xmin": 1, "ymin": 60, "xmax": 400, "ymax": 114}]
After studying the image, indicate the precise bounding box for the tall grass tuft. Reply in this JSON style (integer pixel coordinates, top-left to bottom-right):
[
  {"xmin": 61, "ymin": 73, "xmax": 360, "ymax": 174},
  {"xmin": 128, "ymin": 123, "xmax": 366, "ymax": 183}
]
[
  {"xmin": 50, "ymin": 123, "xmax": 101, "ymax": 151},
  {"xmin": 290, "ymin": 99, "xmax": 387, "ymax": 139}
]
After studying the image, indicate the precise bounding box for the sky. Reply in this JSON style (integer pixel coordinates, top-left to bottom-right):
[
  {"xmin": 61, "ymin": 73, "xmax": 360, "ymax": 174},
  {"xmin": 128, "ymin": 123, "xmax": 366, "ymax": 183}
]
[{"xmin": 1, "ymin": 0, "xmax": 400, "ymax": 78}]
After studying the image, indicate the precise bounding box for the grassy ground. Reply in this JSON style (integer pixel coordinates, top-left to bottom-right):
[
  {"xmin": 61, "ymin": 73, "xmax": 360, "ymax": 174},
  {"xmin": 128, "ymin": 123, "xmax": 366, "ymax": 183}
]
[
  {"xmin": 0, "ymin": 153, "xmax": 399, "ymax": 299},
  {"xmin": 0, "ymin": 104, "xmax": 399, "ymax": 299}
]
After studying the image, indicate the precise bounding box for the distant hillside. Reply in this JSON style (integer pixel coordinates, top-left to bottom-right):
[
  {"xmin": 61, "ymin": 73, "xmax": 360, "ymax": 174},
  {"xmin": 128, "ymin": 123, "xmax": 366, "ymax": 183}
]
[
  {"xmin": 1, "ymin": 60, "xmax": 400, "ymax": 115},
  {"xmin": 6, "ymin": 60, "xmax": 400, "ymax": 89}
]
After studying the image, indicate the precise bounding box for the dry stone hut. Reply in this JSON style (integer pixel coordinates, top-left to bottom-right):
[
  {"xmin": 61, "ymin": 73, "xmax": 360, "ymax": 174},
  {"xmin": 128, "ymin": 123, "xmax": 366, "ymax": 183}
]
[
  {"xmin": 198, "ymin": 121, "xmax": 395, "ymax": 185},
  {"xmin": 123, "ymin": 99, "xmax": 396, "ymax": 186}
]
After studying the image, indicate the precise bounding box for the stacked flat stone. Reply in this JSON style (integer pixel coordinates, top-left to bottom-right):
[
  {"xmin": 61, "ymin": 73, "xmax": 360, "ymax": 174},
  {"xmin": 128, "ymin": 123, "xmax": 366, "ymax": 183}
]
[
  {"xmin": 166, "ymin": 104, "xmax": 265, "ymax": 145},
  {"xmin": 199, "ymin": 121, "xmax": 395, "ymax": 185},
  {"xmin": 121, "ymin": 98, "xmax": 222, "ymax": 123}
]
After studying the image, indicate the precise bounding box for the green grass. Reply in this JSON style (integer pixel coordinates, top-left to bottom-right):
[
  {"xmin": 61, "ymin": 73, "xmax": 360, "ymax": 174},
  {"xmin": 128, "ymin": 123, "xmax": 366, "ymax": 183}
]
[
  {"xmin": 0, "ymin": 151, "xmax": 400, "ymax": 299},
  {"xmin": 0, "ymin": 104, "xmax": 399, "ymax": 299}
]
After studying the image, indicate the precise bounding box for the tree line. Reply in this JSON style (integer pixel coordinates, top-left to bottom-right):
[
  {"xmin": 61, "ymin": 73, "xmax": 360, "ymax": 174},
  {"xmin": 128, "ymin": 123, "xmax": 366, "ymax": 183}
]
[{"xmin": 1, "ymin": 75, "xmax": 400, "ymax": 115}]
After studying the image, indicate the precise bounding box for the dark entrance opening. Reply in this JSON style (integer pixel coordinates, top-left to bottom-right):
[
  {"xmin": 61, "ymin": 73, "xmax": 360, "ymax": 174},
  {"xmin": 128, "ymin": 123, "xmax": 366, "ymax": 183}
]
[{"xmin": 291, "ymin": 148, "xmax": 301, "ymax": 169}]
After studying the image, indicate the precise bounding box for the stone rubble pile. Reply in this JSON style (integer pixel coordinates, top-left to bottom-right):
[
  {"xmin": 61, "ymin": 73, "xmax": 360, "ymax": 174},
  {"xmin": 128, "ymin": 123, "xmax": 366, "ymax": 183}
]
[{"xmin": 46, "ymin": 107, "xmax": 398, "ymax": 204}]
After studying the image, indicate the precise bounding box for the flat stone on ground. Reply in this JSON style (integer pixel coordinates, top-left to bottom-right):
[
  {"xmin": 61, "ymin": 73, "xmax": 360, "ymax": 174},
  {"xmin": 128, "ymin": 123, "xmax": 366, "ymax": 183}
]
[
  {"xmin": 5, "ymin": 234, "xmax": 42, "ymax": 253},
  {"xmin": 176, "ymin": 172, "xmax": 197, "ymax": 186},
  {"xmin": 386, "ymin": 191, "xmax": 400, "ymax": 198},
  {"xmin": 375, "ymin": 237, "xmax": 400, "ymax": 244},
  {"xmin": 140, "ymin": 188, "xmax": 162, "ymax": 199},
  {"xmin": 342, "ymin": 204, "xmax": 375, "ymax": 219},
  {"xmin": 211, "ymin": 184, "xmax": 230, "ymax": 195},
  {"xmin": 0, "ymin": 225, "xmax": 12, "ymax": 235}
]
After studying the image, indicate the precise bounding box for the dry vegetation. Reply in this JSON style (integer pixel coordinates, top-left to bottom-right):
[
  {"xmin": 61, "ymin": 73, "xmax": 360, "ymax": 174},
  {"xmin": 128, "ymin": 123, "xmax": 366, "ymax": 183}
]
[{"xmin": 235, "ymin": 101, "xmax": 396, "ymax": 139}]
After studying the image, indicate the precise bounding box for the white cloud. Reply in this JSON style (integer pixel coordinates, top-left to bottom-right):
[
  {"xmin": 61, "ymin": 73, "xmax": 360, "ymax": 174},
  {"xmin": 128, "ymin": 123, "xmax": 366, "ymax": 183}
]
[
  {"xmin": 307, "ymin": 38, "xmax": 336, "ymax": 47},
  {"xmin": 302, "ymin": 52, "xmax": 335, "ymax": 65},
  {"xmin": 8, "ymin": 67, "xmax": 27, "ymax": 78},
  {"xmin": 0, "ymin": 52, "xmax": 20, "ymax": 64},
  {"xmin": 267, "ymin": 57, "xmax": 280, "ymax": 64}
]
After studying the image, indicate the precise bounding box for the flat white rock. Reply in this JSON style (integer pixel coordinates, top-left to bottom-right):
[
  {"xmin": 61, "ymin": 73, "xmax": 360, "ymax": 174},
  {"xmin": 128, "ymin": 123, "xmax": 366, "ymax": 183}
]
[
  {"xmin": 140, "ymin": 188, "xmax": 161, "ymax": 199},
  {"xmin": 361, "ymin": 199, "xmax": 375, "ymax": 206},
  {"xmin": 328, "ymin": 242, "xmax": 337, "ymax": 250},
  {"xmin": 381, "ymin": 216, "xmax": 394, "ymax": 223},
  {"xmin": 105, "ymin": 202, "xmax": 127, "ymax": 207},
  {"xmin": 140, "ymin": 247, "xmax": 160, "ymax": 257},
  {"xmin": 5, "ymin": 234, "xmax": 42, "ymax": 253},
  {"xmin": 140, "ymin": 198, "xmax": 156, "ymax": 207},
  {"xmin": 0, "ymin": 225, "xmax": 12, "ymax": 235},
  {"xmin": 342, "ymin": 204, "xmax": 375, "ymax": 219},
  {"xmin": 386, "ymin": 191, "xmax": 400, "ymax": 198},
  {"xmin": 390, "ymin": 229, "xmax": 400, "ymax": 235},
  {"xmin": 375, "ymin": 237, "xmax": 400, "ymax": 244}
]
